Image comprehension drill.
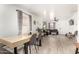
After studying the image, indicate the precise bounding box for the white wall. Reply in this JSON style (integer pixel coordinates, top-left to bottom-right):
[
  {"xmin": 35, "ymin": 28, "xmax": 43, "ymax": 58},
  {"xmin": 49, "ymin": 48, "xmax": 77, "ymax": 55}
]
[
  {"xmin": 77, "ymin": 5, "xmax": 79, "ymax": 43},
  {"xmin": 0, "ymin": 5, "xmax": 38, "ymax": 36},
  {"xmin": 0, "ymin": 5, "xmax": 18, "ymax": 36},
  {"xmin": 67, "ymin": 13, "xmax": 77, "ymax": 34},
  {"xmin": 56, "ymin": 12, "xmax": 77, "ymax": 34},
  {"xmin": 32, "ymin": 15, "xmax": 43, "ymax": 33},
  {"xmin": 31, "ymin": 15, "xmax": 38, "ymax": 33}
]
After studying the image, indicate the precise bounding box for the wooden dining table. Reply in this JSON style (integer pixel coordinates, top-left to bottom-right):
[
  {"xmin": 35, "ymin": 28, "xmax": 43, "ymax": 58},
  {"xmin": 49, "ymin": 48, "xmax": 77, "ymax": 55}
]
[{"xmin": 0, "ymin": 34, "xmax": 32, "ymax": 54}]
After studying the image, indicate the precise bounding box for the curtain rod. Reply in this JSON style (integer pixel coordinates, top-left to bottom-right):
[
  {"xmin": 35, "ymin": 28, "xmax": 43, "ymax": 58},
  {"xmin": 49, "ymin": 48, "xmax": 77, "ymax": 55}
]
[{"xmin": 16, "ymin": 9, "xmax": 31, "ymax": 16}]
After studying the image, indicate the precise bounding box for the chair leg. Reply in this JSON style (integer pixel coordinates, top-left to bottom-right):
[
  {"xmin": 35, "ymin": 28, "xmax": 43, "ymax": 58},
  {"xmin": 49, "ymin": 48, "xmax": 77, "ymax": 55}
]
[
  {"xmin": 34, "ymin": 45, "xmax": 37, "ymax": 53},
  {"xmin": 14, "ymin": 47, "xmax": 18, "ymax": 54},
  {"xmin": 39, "ymin": 40, "xmax": 42, "ymax": 46},
  {"xmin": 75, "ymin": 48, "xmax": 78, "ymax": 54},
  {"xmin": 37, "ymin": 46, "xmax": 39, "ymax": 50},
  {"xmin": 29, "ymin": 45, "xmax": 31, "ymax": 54}
]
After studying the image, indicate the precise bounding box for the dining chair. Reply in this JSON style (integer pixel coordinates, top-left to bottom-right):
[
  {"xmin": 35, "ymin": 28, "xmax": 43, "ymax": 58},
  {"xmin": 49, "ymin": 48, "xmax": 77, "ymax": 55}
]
[
  {"xmin": 28, "ymin": 33, "xmax": 39, "ymax": 54},
  {"xmin": 37, "ymin": 33, "xmax": 42, "ymax": 46}
]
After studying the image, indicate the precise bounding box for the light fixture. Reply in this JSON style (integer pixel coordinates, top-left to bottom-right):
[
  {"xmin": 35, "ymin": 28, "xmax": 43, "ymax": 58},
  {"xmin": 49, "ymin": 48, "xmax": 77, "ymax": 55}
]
[
  {"xmin": 43, "ymin": 10, "xmax": 47, "ymax": 18},
  {"xmin": 49, "ymin": 11, "xmax": 58, "ymax": 22},
  {"xmin": 49, "ymin": 11, "xmax": 54, "ymax": 20},
  {"xmin": 44, "ymin": 10, "xmax": 46, "ymax": 15}
]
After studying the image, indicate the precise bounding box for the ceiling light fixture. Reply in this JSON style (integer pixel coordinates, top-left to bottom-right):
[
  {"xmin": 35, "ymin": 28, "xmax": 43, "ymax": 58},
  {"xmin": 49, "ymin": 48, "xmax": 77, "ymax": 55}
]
[{"xmin": 49, "ymin": 11, "xmax": 54, "ymax": 20}]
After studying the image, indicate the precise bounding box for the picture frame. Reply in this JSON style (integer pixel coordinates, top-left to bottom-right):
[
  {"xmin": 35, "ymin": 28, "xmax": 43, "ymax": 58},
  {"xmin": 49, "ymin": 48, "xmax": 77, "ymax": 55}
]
[
  {"xmin": 69, "ymin": 19, "xmax": 74, "ymax": 25},
  {"xmin": 34, "ymin": 20, "xmax": 36, "ymax": 25}
]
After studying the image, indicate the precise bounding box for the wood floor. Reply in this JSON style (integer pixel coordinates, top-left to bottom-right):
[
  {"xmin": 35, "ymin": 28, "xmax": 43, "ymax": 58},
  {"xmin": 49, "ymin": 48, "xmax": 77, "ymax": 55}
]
[
  {"xmin": 3, "ymin": 35, "xmax": 76, "ymax": 54},
  {"xmin": 37, "ymin": 35, "xmax": 76, "ymax": 54}
]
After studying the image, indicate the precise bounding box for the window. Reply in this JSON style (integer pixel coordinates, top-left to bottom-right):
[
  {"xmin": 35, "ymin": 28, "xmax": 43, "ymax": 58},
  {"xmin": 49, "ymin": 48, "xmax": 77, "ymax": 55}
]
[
  {"xmin": 22, "ymin": 13, "xmax": 30, "ymax": 34},
  {"xmin": 17, "ymin": 10, "xmax": 32, "ymax": 35}
]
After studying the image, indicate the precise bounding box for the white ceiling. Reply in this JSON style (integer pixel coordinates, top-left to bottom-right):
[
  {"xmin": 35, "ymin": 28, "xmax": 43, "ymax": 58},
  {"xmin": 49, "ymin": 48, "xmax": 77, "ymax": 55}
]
[{"xmin": 16, "ymin": 4, "xmax": 77, "ymax": 20}]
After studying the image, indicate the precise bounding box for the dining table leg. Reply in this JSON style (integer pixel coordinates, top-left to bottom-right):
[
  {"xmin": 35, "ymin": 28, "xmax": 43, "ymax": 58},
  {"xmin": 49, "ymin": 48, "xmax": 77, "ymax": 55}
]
[
  {"xmin": 14, "ymin": 47, "xmax": 18, "ymax": 54},
  {"xmin": 24, "ymin": 42, "xmax": 29, "ymax": 54}
]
